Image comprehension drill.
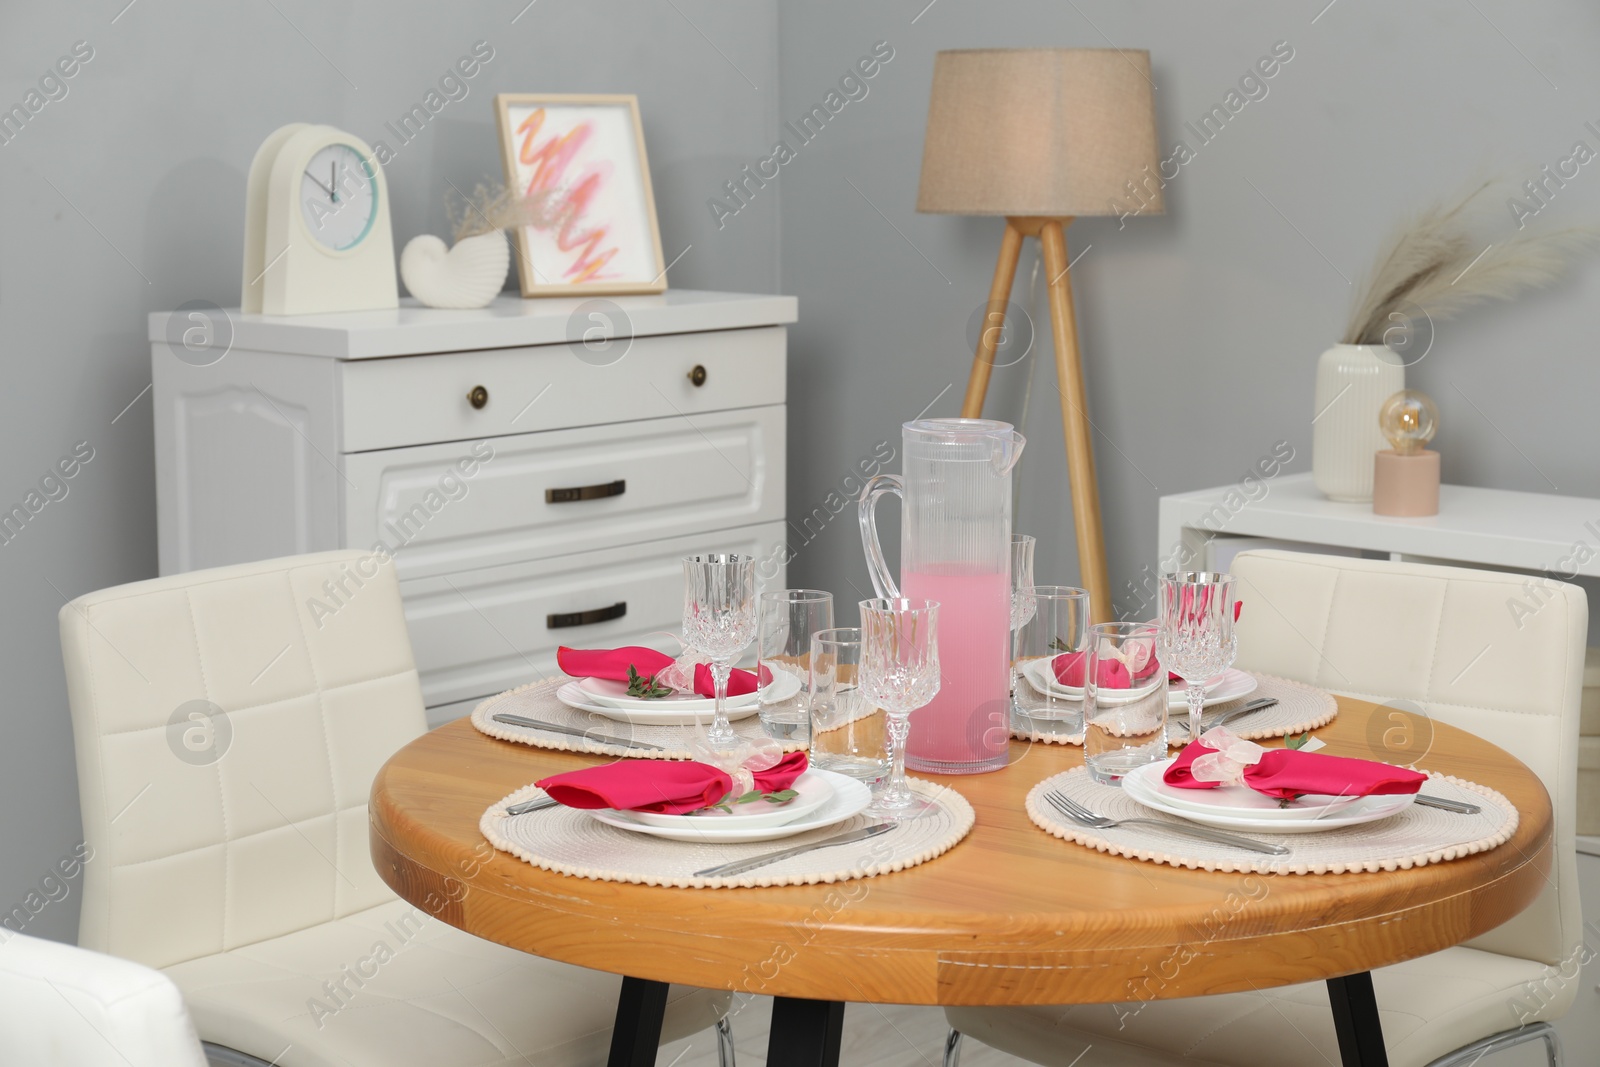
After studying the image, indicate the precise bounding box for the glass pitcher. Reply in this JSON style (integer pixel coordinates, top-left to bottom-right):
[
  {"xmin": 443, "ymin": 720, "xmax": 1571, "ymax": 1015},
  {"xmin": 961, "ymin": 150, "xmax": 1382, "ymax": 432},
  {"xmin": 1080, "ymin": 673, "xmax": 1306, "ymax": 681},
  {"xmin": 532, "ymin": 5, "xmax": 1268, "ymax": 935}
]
[{"xmin": 858, "ymin": 418, "xmax": 1025, "ymax": 774}]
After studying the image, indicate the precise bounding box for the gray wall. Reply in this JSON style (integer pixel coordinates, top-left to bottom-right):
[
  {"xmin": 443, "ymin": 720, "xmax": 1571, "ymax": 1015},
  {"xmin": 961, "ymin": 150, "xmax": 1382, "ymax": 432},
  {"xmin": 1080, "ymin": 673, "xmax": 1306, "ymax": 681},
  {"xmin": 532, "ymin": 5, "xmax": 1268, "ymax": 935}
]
[
  {"xmin": 776, "ymin": 0, "xmax": 1600, "ymax": 620},
  {"xmin": 0, "ymin": 0, "xmax": 777, "ymax": 944},
  {"xmin": 5, "ymin": 0, "xmax": 1600, "ymax": 945}
]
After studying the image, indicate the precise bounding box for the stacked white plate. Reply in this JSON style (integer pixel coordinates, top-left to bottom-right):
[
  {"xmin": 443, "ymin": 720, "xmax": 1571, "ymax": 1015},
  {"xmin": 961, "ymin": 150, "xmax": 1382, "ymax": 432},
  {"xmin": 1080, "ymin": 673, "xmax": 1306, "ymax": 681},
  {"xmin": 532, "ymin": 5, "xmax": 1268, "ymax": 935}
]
[
  {"xmin": 587, "ymin": 769, "xmax": 873, "ymax": 842},
  {"xmin": 1018, "ymin": 661, "xmax": 1258, "ymax": 710},
  {"xmin": 555, "ymin": 671, "xmax": 803, "ymax": 726},
  {"xmin": 1121, "ymin": 759, "xmax": 1415, "ymax": 834}
]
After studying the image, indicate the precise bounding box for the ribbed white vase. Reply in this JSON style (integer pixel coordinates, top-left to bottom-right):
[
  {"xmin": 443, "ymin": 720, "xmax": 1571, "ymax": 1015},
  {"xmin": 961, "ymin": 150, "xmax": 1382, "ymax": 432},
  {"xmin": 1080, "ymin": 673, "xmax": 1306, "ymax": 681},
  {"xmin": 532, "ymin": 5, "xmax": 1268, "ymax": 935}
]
[{"xmin": 1311, "ymin": 344, "xmax": 1404, "ymax": 502}]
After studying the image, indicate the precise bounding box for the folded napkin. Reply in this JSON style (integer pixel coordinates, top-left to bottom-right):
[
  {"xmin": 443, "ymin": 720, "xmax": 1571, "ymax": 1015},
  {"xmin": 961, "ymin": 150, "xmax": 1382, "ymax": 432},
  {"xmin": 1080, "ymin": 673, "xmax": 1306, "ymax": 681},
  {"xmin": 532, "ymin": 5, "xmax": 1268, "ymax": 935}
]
[
  {"xmin": 537, "ymin": 750, "xmax": 808, "ymax": 815},
  {"xmin": 1164, "ymin": 729, "xmax": 1425, "ymax": 801},
  {"xmin": 557, "ymin": 645, "xmax": 760, "ymax": 698},
  {"xmin": 1052, "ymin": 646, "xmax": 1160, "ymax": 689}
]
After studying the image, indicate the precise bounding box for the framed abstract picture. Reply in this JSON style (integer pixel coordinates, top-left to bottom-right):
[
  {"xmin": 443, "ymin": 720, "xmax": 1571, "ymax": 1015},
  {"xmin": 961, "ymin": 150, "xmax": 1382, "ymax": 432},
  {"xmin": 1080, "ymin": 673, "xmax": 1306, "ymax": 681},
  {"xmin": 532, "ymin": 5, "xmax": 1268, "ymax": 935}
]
[{"xmin": 494, "ymin": 93, "xmax": 667, "ymax": 296}]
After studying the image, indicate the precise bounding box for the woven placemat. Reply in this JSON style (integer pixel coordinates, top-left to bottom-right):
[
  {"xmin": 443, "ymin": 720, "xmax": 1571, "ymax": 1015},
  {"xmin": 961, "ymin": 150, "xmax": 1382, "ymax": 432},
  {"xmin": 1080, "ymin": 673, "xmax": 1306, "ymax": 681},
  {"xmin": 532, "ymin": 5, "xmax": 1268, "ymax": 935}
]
[
  {"xmin": 1011, "ymin": 673, "xmax": 1338, "ymax": 747},
  {"xmin": 481, "ymin": 778, "xmax": 975, "ymax": 889},
  {"xmin": 472, "ymin": 679, "xmax": 807, "ymax": 760},
  {"xmin": 1025, "ymin": 767, "xmax": 1517, "ymax": 875}
]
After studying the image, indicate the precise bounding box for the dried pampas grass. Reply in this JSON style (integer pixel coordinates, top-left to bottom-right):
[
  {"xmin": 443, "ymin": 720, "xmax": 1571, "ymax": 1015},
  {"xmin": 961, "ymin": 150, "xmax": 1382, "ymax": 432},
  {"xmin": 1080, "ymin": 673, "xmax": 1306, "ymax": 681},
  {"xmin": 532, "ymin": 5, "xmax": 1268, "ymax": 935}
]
[
  {"xmin": 1343, "ymin": 182, "xmax": 1598, "ymax": 345},
  {"xmin": 448, "ymin": 182, "xmax": 561, "ymax": 243}
]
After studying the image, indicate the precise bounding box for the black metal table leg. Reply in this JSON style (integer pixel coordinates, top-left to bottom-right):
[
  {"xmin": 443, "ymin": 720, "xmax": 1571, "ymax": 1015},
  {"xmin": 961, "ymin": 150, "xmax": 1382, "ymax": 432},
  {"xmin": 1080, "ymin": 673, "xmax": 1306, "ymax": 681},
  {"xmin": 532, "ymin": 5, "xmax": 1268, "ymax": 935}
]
[
  {"xmin": 1326, "ymin": 972, "xmax": 1389, "ymax": 1067},
  {"xmin": 607, "ymin": 976, "xmax": 670, "ymax": 1067},
  {"xmin": 767, "ymin": 996, "xmax": 846, "ymax": 1067}
]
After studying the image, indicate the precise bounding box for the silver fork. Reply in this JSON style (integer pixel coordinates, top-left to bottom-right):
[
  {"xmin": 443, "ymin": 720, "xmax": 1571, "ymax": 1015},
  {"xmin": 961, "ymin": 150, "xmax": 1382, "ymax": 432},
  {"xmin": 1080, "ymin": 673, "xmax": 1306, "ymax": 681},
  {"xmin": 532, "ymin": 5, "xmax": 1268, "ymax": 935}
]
[{"xmin": 1045, "ymin": 790, "xmax": 1290, "ymax": 856}]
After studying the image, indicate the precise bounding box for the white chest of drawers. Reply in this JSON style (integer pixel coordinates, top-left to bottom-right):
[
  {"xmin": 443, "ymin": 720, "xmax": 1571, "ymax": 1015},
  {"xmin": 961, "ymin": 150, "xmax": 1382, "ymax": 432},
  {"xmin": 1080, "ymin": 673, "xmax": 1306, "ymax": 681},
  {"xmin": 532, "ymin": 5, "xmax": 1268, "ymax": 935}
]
[{"xmin": 150, "ymin": 290, "xmax": 795, "ymax": 723}]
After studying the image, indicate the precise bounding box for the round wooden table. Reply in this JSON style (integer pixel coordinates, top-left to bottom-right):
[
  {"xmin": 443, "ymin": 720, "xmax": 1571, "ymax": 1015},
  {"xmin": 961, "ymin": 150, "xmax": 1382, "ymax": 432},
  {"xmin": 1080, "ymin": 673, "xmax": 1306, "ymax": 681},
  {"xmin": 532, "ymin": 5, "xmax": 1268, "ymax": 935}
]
[{"xmin": 369, "ymin": 696, "xmax": 1551, "ymax": 1067}]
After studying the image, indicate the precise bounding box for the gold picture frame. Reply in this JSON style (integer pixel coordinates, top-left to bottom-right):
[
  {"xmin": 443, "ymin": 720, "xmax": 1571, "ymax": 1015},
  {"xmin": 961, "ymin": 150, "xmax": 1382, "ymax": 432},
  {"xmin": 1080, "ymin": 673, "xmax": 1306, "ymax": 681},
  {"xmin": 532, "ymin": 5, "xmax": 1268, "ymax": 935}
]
[{"xmin": 494, "ymin": 93, "xmax": 668, "ymax": 296}]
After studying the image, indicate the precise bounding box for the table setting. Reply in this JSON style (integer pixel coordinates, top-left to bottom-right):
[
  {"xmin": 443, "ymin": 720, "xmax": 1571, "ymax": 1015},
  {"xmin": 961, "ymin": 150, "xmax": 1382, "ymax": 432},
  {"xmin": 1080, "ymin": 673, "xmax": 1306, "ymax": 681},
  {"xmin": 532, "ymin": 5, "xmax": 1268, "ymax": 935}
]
[
  {"xmin": 468, "ymin": 417, "xmax": 1520, "ymax": 894},
  {"xmin": 475, "ymin": 546, "xmax": 977, "ymax": 889}
]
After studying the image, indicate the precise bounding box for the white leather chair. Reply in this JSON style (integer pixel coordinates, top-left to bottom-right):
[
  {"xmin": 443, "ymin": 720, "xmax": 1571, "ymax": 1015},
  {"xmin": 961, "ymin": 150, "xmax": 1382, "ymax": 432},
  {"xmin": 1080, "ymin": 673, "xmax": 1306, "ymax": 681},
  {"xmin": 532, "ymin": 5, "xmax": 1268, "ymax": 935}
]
[
  {"xmin": 946, "ymin": 551, "xmax": 1585, "ymax": 1067},
  {"xmin": 60, "ymin": 549, "xmax": 732, "ymax": 1067},
  {"xmin": 0, "ymin": 929, "xmax": 209, "ymax": 1066}
]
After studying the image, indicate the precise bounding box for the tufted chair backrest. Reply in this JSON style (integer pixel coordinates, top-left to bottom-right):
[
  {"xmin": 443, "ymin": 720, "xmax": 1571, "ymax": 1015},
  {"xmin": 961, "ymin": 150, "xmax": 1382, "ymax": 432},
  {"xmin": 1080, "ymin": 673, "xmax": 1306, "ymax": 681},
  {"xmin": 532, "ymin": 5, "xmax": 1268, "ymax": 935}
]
[
  {"xmin": 60, "ymin": 550, "xmax": 424, "ymax": 969},
  {"xmin": 1231, "ymin": 550, "xmax": 1584, "ymax": 968}
]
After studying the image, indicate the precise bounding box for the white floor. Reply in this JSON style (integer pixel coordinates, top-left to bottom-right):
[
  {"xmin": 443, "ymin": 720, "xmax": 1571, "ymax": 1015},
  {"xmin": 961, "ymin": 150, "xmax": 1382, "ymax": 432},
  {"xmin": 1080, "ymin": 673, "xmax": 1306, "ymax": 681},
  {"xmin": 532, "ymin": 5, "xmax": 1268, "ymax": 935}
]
[
  {"xmin": 655, "ymin": 993, "xmax": 1562, "ymax": 1067},
  {"xmin": 656, "ymin": 995, "xmax": 1031, "ymax": 1067}
]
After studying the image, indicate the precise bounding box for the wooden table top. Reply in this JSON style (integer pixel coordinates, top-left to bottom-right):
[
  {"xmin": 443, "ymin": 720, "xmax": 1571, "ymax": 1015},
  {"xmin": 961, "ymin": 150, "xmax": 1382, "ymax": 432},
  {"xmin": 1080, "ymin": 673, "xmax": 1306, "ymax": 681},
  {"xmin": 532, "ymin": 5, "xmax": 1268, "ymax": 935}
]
[{"xmin": 368, "ymin": 697, "xmax": 1552, "ymax": 1006}]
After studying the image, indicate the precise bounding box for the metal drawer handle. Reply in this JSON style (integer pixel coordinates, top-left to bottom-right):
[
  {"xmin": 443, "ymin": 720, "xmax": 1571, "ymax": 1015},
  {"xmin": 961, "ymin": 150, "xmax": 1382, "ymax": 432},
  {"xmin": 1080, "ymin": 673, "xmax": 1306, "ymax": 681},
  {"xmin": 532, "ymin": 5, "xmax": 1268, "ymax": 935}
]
[
  {"xmin": 468, "ymin": 385, "xmax": 489, "ymax": 409},
  {"xmin": 545, "ymin": 479, "xmax": 626, "ymax": 504},
  {"xmin": 688, "ymin": 364, "xmax": 707, "ymax": 387},
  {"xmin": 547, "ymin": 601, "xmax": 627, "ymax": 629}
]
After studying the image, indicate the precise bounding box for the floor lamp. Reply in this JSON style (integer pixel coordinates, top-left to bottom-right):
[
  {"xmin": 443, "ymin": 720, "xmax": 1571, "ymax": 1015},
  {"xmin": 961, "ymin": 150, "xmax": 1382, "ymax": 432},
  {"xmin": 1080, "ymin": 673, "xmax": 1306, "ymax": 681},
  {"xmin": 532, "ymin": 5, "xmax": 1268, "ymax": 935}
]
[{"xmin": 916, "ymin": 48, "xmax": 1163, "ymax": 621}]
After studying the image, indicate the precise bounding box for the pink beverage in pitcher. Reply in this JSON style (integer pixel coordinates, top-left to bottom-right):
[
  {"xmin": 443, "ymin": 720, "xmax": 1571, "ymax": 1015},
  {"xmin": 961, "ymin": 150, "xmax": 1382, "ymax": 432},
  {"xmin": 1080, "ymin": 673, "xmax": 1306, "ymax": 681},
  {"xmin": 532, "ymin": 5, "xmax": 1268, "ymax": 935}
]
[
  {"xmin": 860, "ymin": 418, "xmax": 1025, "ymax": 774},
  {"xmin": 901, "ymin": 567, "xmax": 1012, "ymax": 771}
]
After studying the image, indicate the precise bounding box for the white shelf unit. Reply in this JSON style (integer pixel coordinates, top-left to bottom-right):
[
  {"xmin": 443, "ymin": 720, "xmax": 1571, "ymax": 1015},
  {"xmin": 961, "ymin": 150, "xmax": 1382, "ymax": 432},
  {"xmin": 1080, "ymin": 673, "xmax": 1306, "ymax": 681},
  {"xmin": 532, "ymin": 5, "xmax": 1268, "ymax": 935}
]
[{"xmin": 151, "ymin": 290, "xmax": 795, "ymax": 724}]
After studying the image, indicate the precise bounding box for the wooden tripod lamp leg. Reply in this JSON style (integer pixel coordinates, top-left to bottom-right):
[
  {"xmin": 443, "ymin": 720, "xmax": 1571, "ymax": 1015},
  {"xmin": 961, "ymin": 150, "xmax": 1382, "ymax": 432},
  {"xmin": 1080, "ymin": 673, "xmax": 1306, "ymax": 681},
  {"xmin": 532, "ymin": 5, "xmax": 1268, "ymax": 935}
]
[
  {"xmin": 959, "ymin": 220, "xmax": 1025, "ymax": 419},
  {"xmin": 1038, "ymin": 218, "xmax": 1113, "ymax": 622}
]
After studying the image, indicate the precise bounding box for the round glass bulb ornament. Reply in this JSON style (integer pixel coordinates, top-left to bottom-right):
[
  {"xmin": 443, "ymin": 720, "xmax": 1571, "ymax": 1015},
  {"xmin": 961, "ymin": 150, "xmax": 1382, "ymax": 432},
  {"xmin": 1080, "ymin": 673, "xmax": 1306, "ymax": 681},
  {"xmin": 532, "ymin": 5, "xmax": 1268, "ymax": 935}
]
[{"xmin": 1379, "ymin": 390, "xmax": 1438, "ymax": 456}]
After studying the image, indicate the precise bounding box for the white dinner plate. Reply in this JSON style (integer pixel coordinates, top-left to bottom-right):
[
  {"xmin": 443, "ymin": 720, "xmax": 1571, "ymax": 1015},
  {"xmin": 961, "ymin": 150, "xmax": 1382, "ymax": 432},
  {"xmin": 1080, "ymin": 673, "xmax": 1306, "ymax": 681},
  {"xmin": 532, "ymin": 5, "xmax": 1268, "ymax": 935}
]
[
  {"xmin": 576, "ymin": 676, "xmax": 761, "ymax": 713},
  {"xmin": 1018, "ymin": 661, "xmax": 1257, "ymax": 710},
  {"xmin": 624, "ymin": 769, "xmax": 835, "ymax": 830},
  {"xmin": 755, "ymin": 669, "xmax": 805, "ymax": 706},
  {"xmin": 1167, "ymin": 668, "xmax": 1258, "ymax": 709},
  {"xmin": 1121, "ymin": 759, "xmax": 1416, "ymax": 834},
  {"xmin": 587, "ymin": 770, "xmax": 872, "ymax": 843},
  {"xmin": 555, "ymin": 682, "xmax": 761, "ymax": 726}
]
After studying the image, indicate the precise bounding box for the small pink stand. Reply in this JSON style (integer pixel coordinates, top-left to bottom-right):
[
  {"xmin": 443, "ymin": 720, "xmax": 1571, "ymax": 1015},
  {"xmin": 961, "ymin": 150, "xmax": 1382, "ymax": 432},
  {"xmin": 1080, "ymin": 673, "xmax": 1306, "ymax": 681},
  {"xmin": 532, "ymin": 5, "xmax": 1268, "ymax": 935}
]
[{"xmin": 1373, "ymin": 450, "xmax": 1440, "ymax": 517}]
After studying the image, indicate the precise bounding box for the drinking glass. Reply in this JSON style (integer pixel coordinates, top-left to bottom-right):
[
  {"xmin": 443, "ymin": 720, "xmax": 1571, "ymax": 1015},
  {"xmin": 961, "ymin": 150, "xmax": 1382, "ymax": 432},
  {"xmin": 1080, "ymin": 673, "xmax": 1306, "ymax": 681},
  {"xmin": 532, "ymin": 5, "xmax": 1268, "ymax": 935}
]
[
  {"xmin": 1083, "ymin": 622, "xmax": 1168, "ymax": 784},
  {"xmin": 858, "ymin": 598, "xmax": 941, "ymax": 817},
  {"xmin": 1156, "ymin": 571, "xmax": 1238, "ymax": 744},
  {"xmin": 682, "ymin": 553, "xmax": 759, "ymax": 751},
  {"xmin": 1011, "ymin": 534, "xmax": 1037, "ymax": 630},
  {"xmin": 1011, "ymin": 585, "xmax": 1091, "ymax": 736},
  {"xmin": 756, "ymin": 589, "xmax": 834, "ymax": 741},
  {"xmin": 808, "ymin": 627, "xmax": 888, "ymax": 782}
]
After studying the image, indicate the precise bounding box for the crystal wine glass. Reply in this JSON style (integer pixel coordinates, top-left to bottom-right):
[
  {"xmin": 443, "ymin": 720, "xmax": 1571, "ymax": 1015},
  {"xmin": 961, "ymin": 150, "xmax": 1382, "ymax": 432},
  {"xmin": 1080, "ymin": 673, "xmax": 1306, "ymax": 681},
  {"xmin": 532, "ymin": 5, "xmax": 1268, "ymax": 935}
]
[
  {"xmin": 858, "ymin": 597, "xmax": 941, "ymax": 818},
  {"xmin": 1156, "ymin": 571, "xmax": 1238, "ymax": 744},
  {"xmin": 682, "ymin": 553, "xmax": 759, "ymax": 752}
]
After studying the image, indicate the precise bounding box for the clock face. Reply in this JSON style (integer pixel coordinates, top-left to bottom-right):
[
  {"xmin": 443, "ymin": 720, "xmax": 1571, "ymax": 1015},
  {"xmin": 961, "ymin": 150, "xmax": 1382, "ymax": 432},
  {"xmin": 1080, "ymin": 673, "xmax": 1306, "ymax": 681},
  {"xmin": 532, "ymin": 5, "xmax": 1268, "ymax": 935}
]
[{"xmin": 299, "ymin": 143, "xmax": 378, "ymax": 252}]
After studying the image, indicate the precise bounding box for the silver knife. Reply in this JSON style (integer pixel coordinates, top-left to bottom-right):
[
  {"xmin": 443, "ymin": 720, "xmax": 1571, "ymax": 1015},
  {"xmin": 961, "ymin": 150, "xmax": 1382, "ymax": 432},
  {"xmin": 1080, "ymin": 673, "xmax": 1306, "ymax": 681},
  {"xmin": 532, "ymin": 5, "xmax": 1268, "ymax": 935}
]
[
  {"xmin": 506, "ymin": 796, "xmax": 559, "ymax": 816},
  {"xmin": 1414, "ymin": 793, "xmax": 1481, "ymax": 814},
  {"xmin": 492, "ymin": 712, "xmax": 665, "ymax": 752},
  {"xmin": 1176, "ymin": 697, "xmax": 1278, "ymax": 738},
  {"xmin": 693, "ymin": 822, "xmax": 896, "ymax": 878}
]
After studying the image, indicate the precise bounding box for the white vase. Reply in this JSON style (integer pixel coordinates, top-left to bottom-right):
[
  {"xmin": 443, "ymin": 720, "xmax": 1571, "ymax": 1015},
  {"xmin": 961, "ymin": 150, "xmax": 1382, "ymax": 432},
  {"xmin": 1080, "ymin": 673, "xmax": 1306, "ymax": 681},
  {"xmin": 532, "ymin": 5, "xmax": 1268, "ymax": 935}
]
[
  {"xmin": 1311, "ymin": 344, "xmax": 1404, "ymax": 502},
  {"xmin": 399, "ymin": 232, "xmax": 509, "ymax": 309}
]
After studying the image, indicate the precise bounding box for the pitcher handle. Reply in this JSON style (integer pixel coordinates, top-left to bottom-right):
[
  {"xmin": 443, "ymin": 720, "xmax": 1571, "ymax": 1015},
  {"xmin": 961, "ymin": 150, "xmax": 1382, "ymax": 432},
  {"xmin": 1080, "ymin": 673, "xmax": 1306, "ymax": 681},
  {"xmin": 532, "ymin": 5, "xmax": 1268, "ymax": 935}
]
[{"xmin": 858, "ymin": 473, "xmax": 904, "ymax": 601}]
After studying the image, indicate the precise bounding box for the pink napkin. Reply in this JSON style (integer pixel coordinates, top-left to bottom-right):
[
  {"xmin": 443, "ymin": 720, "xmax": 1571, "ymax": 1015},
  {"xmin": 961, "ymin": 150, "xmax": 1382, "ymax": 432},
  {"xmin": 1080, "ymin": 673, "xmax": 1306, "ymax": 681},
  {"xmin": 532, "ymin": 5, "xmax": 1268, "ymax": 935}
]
[
  {"xmin": 537, "ymin": 751, "xmax": 808, "ymax": 815},
  {"xmin": 1052, "ymin": 647, "xmax": 1159, "ymax": 689},
  {"xmin": 556, "ymin": 645, "xmax": 760, "ymax": 697},
  {"xmin": 1164, "ymin": 733, "xmax": 1425, "ymax": 801}
]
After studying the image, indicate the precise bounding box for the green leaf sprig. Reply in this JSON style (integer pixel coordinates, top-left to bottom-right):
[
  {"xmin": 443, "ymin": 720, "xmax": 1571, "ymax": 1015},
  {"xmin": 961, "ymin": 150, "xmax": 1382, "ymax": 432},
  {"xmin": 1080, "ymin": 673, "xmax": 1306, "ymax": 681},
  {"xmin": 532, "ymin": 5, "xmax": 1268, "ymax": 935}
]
[
  {"xmin": 700, "ymin": 788, "xmax": 801, "ymax": 815},
  {"xmin": 626, "ymin": 664, "xmax": 673, "ymax": 700}
]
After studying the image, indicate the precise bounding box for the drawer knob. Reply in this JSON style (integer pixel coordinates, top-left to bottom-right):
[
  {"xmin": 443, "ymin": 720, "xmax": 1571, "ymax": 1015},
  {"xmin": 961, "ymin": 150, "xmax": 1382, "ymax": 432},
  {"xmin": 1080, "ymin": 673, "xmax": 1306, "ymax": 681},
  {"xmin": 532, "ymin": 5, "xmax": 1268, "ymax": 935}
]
[
  {"xmin": 468, "ymin": 385, "xmax": 489, "ymax": 409},
  {"xmin": 547, "ymin": 601, "xmax": 627, "ymax": 629},
  {"xmin": 688, "ymin": 364, "xmax": 707, "ymax": 387}
]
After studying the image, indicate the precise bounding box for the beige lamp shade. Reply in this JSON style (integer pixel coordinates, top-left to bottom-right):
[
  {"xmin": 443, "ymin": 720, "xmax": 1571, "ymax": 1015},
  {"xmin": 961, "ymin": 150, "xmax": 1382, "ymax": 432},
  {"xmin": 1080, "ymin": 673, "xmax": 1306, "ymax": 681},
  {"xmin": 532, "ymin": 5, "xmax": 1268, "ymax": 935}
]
[{"xmin": 916, "ymin": 48, "xmax": 1163, "ymax": 217}]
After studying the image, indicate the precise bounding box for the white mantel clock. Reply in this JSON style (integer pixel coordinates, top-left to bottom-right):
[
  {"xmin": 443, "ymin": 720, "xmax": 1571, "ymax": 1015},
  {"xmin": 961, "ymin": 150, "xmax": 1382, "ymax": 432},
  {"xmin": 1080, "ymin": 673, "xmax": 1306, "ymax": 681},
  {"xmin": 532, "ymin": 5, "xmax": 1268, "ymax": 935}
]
[{"xmin": 241, "ymin": 123, "xmax": 398, "ymax": 316}]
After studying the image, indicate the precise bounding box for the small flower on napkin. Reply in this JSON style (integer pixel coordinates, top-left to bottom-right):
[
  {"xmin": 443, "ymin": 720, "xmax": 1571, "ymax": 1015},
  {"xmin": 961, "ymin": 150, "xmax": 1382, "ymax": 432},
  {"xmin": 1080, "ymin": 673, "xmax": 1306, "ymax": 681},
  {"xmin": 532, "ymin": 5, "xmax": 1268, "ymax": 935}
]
[
  {"xmin": 557, "ymin": 645, "xmax": 763, "ymax": 698},
  {"xmin": 537, "ymin": 750, "xmax": 808, "ymax": 815},
  {"xmin": 1164, "ymin": 728, "xmax": 1425, "ymax": 802}
]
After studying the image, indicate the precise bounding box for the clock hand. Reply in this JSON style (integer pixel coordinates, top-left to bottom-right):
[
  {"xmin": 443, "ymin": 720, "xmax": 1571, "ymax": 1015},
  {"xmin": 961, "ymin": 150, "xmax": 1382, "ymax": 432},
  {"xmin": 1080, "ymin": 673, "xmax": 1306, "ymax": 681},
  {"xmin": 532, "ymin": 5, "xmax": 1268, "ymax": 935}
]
[
  {"xmin": 305, "ymin": 170, "xmax": 335, "ymax": 198},
  {"xmin": 330, "ymin": 161, "xmax": 338, "ymax": 204}
]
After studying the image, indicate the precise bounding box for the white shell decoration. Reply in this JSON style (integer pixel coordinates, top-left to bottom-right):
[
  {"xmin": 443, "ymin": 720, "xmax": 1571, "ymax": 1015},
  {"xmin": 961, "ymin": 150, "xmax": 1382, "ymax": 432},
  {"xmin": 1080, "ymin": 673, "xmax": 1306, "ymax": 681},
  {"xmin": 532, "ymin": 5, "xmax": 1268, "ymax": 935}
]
[{"xmin": 400, "ymin": 232, "xmax": 509, "ymax": 309}]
